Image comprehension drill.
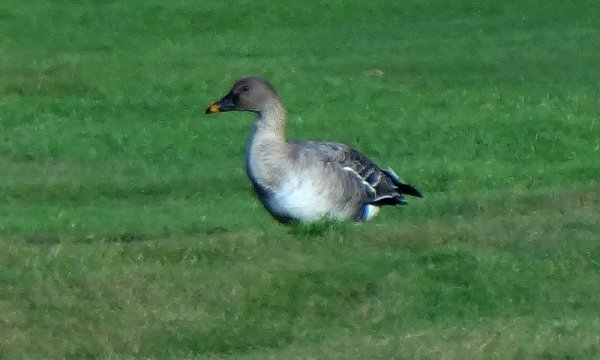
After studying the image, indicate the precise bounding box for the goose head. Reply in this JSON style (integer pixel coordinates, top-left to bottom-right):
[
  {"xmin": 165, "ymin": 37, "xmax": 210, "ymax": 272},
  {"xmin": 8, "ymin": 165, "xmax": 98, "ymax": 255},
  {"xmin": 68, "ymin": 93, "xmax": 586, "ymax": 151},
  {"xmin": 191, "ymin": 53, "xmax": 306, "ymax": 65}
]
[{"xmin": 205, "ymin": 77, "xmax": 279, "ymax": 115}]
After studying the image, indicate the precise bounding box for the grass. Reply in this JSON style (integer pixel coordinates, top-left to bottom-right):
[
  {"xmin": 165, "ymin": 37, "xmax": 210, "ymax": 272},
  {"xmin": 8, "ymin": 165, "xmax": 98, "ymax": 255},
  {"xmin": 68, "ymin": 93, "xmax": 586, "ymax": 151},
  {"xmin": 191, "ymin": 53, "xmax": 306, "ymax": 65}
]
[{"xmin": 1, "ymin": 0, "xmax": 600, "ymax": 358}]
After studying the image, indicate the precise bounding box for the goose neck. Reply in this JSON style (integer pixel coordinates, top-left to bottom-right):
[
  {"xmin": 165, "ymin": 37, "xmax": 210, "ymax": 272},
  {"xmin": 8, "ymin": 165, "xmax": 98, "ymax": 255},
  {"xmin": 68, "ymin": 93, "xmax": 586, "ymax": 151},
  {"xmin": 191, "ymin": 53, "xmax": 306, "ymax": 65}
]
[{"xmin": 255, "ymin": 101, "xmax": 286, "ymax": 137}]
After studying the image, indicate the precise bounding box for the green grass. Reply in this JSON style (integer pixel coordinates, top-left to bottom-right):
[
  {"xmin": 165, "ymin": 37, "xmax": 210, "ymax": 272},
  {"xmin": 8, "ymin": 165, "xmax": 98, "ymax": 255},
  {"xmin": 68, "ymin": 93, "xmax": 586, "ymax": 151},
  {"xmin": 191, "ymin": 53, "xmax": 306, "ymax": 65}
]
[{"xmin": 1, "ymin": 0, "xmax": 600, "ymax": 358}]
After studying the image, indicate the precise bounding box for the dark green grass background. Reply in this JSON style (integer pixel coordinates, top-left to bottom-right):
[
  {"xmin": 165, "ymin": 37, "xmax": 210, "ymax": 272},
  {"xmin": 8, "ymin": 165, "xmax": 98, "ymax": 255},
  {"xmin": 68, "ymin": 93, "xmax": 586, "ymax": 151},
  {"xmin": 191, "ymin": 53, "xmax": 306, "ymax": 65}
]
[{"xmin": 1, "ymin": 0, "xmax": 599, "ymax": 358}]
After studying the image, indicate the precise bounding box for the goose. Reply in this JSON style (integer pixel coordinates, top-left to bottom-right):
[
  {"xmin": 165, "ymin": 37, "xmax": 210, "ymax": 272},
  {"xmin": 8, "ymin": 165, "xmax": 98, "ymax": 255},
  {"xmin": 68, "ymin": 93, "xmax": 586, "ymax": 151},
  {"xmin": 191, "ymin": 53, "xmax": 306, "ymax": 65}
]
[{"xmin": 205, "ymin": 77, "xmax": 422, "ymax": 223}]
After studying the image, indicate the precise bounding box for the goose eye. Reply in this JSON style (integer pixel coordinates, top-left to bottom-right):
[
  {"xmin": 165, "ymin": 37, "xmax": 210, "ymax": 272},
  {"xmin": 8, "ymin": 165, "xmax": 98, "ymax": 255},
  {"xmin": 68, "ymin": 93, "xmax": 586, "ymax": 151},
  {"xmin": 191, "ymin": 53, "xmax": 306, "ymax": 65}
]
[{"xmin": 241, "ymin": 85, "xmax": 250, "ymax": 92}]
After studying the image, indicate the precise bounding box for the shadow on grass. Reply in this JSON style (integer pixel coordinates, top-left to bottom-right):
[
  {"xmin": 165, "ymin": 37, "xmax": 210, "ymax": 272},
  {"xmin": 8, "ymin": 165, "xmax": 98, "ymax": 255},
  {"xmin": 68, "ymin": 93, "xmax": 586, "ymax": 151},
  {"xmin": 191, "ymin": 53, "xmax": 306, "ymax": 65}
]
[{"xmin": 288, "ymin": 220, "xmax": 352, "ymax": 238}]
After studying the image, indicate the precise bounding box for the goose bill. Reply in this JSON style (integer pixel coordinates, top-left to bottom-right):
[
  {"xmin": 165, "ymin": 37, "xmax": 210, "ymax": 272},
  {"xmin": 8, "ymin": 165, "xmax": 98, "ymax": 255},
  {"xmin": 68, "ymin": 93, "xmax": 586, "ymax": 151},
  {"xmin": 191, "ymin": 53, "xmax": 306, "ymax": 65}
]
[{"xmin": 205, "ymin": 102, "xmax": 220, "ymax": 114}]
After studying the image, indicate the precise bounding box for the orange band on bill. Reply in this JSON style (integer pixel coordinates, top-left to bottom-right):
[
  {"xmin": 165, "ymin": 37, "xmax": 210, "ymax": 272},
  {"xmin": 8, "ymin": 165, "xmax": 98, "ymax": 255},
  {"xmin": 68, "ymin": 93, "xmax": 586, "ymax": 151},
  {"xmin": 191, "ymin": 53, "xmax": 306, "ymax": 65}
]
[{"xmin": 207, "ymin": 103, "xmax": 220, "ymax": 113}]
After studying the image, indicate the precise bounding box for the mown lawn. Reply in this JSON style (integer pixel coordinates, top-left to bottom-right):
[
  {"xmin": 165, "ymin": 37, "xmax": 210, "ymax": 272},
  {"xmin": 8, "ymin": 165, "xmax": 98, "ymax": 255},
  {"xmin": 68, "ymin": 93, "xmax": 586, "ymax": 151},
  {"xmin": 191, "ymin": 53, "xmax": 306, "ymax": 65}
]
[{"xmin": 1, "ymin": 0, "xmax": 599, "ymax": 358}]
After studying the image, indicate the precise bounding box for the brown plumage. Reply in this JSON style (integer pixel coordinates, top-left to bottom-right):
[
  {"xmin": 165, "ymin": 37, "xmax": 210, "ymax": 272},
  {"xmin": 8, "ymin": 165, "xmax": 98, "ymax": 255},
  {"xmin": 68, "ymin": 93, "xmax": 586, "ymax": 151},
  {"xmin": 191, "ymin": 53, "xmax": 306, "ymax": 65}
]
[{"xmin": 205, "ymin": 77, "xmax": 422, "ymax": 222}]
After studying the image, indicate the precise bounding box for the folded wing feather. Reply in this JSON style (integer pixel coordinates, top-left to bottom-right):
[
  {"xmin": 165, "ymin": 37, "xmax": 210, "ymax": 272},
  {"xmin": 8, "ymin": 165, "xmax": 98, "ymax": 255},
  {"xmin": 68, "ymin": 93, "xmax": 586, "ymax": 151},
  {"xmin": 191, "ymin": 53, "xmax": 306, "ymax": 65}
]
[{"xmin": 290, "ymin": 141, "xmax": 420, "ymax": 206}]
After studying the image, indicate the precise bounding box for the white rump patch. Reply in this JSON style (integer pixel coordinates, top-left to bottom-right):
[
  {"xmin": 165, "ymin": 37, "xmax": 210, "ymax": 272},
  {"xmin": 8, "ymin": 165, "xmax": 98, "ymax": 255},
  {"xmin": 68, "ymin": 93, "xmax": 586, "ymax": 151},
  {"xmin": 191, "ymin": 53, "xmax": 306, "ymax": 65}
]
[{"xmin": 363, "ymin": 205, "xmax": 380, "ymax": 221}]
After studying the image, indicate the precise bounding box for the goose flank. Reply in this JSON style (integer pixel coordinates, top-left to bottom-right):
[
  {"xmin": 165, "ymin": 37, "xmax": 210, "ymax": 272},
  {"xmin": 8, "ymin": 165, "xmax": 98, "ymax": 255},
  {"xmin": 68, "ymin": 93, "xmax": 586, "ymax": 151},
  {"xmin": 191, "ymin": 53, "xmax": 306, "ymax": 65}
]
[{"xmin": 205, "ymin": 77, "xmax": 422, "ymax": 223}]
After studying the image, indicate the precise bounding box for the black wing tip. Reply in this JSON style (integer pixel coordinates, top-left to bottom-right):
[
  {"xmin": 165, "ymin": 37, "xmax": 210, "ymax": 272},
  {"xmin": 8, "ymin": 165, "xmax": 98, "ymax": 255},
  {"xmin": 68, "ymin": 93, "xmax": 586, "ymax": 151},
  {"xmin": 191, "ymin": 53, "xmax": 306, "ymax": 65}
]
[
  {"xmin": 381, "ymin": 168, "xmax": 423, "ymax": 198},
  {"xmin": 397, "ymin": 183, "xmax": 423, "ymax": 198}
]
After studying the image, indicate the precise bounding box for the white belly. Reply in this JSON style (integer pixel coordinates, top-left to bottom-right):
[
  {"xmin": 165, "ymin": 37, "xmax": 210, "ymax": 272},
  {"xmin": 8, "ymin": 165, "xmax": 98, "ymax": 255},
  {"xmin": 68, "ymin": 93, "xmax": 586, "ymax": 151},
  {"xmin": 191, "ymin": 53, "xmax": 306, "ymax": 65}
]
[{"xmin": 265, "ymin": 174, "xmax": 350, "ymax": 221}]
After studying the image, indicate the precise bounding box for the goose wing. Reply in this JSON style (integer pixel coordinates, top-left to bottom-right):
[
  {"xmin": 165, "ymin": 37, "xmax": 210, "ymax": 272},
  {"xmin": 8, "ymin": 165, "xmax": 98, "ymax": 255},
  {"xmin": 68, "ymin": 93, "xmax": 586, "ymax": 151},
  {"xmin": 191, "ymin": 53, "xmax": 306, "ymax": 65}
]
[{"xmin": 290, "ymin": 141, "xmax": 422, "ymax": 205}]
